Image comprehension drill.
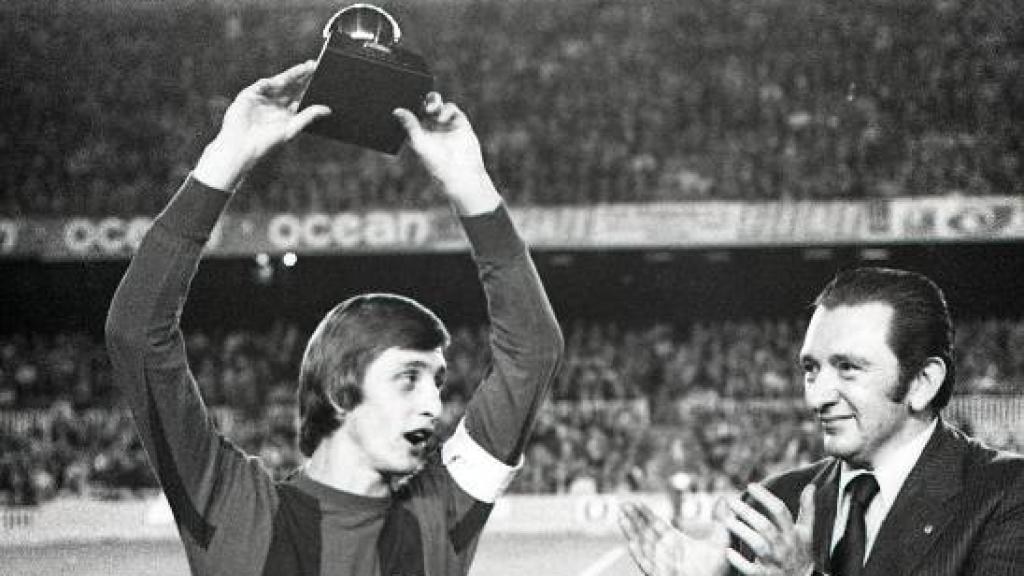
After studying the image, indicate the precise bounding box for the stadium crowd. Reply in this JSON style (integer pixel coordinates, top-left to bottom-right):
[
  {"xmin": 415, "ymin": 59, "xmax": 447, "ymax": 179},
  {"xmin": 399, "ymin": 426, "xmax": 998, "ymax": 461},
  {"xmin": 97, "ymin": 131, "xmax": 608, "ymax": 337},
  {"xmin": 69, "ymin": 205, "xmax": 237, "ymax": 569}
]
[
  {"xmin": 2, "ymin": 0, "xmax": 1021, "ymax": 216},
  {"xmin": 2, "ymin": 316, "xmax": 1022, "ymax": 504},
  {"xmin": 2, "ymin": 0, "xmax": 1022, "ymax": 507}
]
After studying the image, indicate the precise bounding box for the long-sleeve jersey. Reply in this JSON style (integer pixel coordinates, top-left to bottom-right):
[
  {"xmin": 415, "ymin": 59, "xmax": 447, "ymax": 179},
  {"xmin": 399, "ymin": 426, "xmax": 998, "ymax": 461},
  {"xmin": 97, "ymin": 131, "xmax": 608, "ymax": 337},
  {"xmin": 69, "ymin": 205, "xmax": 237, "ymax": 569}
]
[{"xmin": 105, "ymin": 176, "xmax": 563, "ymax": 576}]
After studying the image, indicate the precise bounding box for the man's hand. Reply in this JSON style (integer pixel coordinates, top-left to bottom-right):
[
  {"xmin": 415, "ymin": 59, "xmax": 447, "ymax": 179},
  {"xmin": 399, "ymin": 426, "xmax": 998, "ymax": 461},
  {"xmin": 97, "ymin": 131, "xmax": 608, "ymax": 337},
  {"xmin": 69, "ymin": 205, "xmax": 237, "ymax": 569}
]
[
  {"xmin": 619, "ymin": 501, "xmax": 731, "ymax": 576},
  {"xmin": 724, "ymin": 484, "xmax": 816, "ymax": 576},
  {"xmin": 393, "ymin": 93, "xmax": 500, "ymax": 216},
  {"xmin": 194, "ymin": 61, "xmax": 331, "ymax": 191}
]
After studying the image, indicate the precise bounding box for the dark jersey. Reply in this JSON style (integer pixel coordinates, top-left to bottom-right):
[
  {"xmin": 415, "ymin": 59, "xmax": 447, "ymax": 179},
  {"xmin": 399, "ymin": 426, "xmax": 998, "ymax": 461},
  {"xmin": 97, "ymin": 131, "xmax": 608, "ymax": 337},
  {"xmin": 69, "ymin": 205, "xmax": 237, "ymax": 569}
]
[{"xmin": 105, "ymin": 176, "xmax": 563, "ymax": 576}]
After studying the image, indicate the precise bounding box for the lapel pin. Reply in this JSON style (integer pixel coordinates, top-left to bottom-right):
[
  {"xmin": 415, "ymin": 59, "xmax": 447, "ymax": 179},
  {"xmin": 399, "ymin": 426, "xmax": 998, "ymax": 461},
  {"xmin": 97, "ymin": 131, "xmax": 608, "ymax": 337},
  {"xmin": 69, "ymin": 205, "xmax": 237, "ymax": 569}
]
[{"xmin": 923, "ymin": 524, "xmax": 934, "ymax": 534}]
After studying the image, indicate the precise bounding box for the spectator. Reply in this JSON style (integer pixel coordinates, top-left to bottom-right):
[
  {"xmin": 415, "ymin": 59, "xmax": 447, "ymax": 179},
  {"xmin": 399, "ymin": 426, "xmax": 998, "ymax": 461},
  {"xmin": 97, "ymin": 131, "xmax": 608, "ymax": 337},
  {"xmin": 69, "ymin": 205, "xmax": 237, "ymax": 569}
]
[
  {"xmin": 1, "ymin": 313, "xmax": 1022, "ymax": 501},
  {"xmin": 2, "ymin": 0, "xmax": 1021, "ymax": 215}
]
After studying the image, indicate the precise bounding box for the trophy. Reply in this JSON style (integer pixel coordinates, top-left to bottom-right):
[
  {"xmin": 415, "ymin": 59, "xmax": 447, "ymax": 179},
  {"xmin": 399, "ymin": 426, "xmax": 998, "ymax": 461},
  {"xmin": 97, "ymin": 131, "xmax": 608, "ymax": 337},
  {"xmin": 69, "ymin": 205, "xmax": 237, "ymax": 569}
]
[{"xmin": 300, "ymin": 4, "xmax": 434, "ymax": 154}]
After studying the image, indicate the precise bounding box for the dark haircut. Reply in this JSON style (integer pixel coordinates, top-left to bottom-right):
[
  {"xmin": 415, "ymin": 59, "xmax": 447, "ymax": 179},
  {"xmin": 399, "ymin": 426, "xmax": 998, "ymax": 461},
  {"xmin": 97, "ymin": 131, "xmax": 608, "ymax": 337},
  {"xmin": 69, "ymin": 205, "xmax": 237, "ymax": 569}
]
[
  {"xmin": 813, "ymin": 267, "xmax": 956, "ymax": 411},
  {"xmin": 297, "ymin": 293, "xmax": 450, "ymax": 457}
]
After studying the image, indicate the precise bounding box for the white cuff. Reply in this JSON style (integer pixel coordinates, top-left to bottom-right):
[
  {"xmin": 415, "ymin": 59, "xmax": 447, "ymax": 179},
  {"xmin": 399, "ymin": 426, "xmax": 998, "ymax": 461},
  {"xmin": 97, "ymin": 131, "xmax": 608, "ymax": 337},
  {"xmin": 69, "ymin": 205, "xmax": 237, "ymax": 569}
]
[{"xmin": 442, "ymin": 419, "xmax": 523, "ymax": 503}]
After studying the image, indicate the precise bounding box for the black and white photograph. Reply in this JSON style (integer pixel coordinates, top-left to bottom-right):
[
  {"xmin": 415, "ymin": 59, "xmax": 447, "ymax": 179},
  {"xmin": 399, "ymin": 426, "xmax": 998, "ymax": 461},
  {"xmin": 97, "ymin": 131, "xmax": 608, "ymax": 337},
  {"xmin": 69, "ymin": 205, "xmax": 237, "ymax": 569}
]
[{"xmin": 2, "ymin": 0, "xmax": 1022, "ymax": 574}]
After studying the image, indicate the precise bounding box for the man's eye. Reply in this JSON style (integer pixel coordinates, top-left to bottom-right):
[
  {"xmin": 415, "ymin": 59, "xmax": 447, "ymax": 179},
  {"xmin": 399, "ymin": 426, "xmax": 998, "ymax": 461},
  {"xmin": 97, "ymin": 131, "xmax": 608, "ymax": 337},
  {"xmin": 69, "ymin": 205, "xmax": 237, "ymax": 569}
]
[
  {"xmin": 399, "ymin": 372, "xmax": 419, "ymax": 389},
  {"xmin": 837, "ymin": 361, "xmax": 858, "ymax": 374}
]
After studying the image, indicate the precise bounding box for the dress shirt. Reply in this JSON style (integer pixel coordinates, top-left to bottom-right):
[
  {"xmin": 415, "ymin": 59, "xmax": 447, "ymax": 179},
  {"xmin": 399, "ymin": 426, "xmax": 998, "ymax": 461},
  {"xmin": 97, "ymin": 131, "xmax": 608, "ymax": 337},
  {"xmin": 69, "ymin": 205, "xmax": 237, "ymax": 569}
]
[{"xmin": 830, "ymin": 418, "xmax": 938, "ymax": 562}]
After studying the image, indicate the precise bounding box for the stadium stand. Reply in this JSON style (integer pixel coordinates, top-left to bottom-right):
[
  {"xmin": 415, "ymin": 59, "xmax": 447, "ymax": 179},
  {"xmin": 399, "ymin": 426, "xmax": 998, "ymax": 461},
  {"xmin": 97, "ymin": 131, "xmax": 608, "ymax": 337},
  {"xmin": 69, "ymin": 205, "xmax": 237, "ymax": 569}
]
[
  {"xmin": 2, "ymin": 0, "xmax": 1022, "ymax": 215},
  {"xmin": 2, "ymin": 317, "xmax": 1022, "ymax": 504},
  {"xmin": 2, "ymin": 0, "xmax": 1022, "ymax": 516}
]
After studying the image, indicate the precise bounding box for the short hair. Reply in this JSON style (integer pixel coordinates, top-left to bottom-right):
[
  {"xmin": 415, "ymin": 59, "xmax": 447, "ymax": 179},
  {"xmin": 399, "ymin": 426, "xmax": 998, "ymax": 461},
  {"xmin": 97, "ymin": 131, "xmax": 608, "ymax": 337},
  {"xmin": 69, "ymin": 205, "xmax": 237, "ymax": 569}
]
[
  {"xmin": 813, "ymin": 267, "xmax": 956, "ymax": 411},
  {"xmin": 297, "ymin": 293, "xmax": 450, "ymax": 457}
]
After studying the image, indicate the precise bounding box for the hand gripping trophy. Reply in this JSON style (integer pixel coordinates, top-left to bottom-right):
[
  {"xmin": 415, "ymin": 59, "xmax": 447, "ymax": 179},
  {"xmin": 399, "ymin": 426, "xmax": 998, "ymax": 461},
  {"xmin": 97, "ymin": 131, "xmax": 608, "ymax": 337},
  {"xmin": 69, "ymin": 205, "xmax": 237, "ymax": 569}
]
[{"xmin": 300, "ymin": 3, "xmax": 434, "ymax": 154}]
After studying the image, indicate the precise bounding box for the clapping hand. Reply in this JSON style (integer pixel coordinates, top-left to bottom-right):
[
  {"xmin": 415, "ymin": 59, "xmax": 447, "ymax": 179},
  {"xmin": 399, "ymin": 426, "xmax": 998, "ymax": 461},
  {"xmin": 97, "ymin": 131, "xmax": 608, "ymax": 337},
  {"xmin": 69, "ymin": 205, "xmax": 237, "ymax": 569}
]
[
  {"xmin": 723, "ymin": 484, "xmax": 816, "ymax": 576},
  {"xmin": 619, "ymin": 501, "xmax": 731, "ymax": 576}
]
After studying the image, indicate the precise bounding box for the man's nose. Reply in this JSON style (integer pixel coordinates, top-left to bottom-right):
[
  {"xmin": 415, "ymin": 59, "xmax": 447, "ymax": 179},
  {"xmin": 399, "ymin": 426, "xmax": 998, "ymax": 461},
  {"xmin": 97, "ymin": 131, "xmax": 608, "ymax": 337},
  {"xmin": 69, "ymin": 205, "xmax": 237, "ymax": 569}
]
[
  {"xmin": 419, "ymin": 382, "xmax": 442, "ymax": 421},
  {"xmin": 805, "ymin": 370, "xmax": 840, "ymax": 411}
]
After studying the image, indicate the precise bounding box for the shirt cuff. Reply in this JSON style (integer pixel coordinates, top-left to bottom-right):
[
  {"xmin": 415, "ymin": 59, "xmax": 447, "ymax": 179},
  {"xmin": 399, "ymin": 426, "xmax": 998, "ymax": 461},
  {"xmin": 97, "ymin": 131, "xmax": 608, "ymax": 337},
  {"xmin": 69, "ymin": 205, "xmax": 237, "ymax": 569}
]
[
  {"xmin": 460, "ymin": 204, "xmax": 527, "ymax": 262},
  {"xmin": 442, "ymin": 418, "xmax": 523, "ymax": 503},
  {"xmin": 156, "ymin": 174, "xmax": 232, "ymax": 242}
]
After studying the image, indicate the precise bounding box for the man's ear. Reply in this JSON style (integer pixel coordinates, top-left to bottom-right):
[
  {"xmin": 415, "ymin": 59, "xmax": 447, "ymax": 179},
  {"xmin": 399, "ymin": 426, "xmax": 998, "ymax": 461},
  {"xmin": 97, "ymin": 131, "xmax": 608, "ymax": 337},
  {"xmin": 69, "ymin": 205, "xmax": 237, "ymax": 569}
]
[{"xmin": 906, "ymin": 357, "xmax": 946, "ymax": 413}]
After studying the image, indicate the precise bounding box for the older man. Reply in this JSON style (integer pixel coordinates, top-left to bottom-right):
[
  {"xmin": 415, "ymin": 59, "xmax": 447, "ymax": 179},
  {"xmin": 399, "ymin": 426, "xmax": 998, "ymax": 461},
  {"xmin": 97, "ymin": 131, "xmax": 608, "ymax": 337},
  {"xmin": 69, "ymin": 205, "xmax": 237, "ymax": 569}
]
[{"xmin": 622, "ymin": 267, "xmax": 1024, "ymax": 576}]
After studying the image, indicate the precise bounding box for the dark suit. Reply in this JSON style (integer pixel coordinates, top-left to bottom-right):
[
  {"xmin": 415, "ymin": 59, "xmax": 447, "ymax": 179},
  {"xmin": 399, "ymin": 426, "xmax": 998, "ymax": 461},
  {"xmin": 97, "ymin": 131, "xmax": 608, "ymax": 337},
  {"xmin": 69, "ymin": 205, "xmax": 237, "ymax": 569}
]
[{"xmin": 752, "ymin": 420, "xmax": 1024, "ymax": 575}]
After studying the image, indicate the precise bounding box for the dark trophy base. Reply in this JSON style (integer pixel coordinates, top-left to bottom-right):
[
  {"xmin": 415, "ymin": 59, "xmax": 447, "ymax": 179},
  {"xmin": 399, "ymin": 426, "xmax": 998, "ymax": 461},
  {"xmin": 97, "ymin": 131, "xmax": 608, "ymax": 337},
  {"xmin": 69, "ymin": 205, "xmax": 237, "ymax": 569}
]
[{"xmin": 300, "ymin": 35, "xmax": 433, "ymax": 155}]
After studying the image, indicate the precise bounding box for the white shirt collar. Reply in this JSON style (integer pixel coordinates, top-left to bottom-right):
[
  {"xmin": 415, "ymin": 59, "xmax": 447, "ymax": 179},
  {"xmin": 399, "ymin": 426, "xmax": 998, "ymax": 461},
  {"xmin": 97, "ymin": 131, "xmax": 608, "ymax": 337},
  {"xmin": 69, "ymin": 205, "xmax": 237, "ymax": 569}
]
[
  {"xmin": 838, "ymin": 417, "xmax": 938, "ymax": 507},
  {"xmin": 831, "ymin": 418, "xmax": 938, "ymax": 557}
]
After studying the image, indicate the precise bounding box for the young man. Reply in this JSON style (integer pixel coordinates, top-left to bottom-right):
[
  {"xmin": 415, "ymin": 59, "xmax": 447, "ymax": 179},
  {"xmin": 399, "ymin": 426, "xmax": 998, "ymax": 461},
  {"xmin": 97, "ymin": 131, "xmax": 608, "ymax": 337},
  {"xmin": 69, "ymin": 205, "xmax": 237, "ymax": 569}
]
[
  {"xmin": 621, "ymin": 267, "xmax": 1024, "ymax": 576},
  {"xmin": 105, "ymin": 61, "xmax": 563, "ymax": 575}
]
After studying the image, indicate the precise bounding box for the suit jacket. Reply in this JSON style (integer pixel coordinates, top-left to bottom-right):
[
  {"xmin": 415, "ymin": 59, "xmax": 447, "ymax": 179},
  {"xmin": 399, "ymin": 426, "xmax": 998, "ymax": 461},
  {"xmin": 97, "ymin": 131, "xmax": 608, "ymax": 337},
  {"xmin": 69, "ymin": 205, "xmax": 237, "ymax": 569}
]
[{"xmin": 753, "ymin": 420, "xmax": 1024, "ymax": 576}]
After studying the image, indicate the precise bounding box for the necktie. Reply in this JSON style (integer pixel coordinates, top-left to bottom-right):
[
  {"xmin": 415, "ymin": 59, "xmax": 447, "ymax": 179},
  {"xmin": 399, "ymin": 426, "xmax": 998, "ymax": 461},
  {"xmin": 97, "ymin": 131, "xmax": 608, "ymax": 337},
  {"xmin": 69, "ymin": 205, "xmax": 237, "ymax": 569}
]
[{"xmin": 830, "ymin": 473, "xmax": 879, "ymax": 576}]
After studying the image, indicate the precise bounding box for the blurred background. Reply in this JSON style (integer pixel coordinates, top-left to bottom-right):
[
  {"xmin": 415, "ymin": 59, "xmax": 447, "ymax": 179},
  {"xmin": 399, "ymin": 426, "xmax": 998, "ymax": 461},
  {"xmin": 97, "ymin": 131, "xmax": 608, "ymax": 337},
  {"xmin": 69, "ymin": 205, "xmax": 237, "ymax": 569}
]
[{"xmin": 1, "ymin": 0, "xmax": 1022, "ymax": 573}]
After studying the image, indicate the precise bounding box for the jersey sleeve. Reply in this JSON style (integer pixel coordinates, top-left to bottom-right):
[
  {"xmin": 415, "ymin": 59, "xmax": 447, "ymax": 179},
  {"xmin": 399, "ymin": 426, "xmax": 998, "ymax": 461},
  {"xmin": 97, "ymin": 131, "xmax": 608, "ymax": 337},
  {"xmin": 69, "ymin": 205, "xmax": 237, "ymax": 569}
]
[
  {"xmin": 441, "ymin": 205, "xmax": 563, "ymax": 503},
  {"xmin": 105, "ymin": 176, "xmax": 275, "ymax": 569}
]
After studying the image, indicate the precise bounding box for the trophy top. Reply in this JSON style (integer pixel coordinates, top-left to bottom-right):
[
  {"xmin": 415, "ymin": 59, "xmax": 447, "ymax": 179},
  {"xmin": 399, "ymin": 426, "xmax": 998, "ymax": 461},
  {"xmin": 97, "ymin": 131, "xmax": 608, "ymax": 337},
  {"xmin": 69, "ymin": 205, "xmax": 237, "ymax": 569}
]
[{"xmin": 323, "ymin": 3, "xmax": 402, "ymax": 48}]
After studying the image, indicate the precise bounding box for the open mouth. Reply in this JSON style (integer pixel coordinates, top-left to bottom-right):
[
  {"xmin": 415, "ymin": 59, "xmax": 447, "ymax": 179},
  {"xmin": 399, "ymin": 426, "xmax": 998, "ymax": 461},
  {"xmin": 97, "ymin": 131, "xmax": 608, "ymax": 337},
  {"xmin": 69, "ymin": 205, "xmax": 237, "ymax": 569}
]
[{"xmin": 403, "ymin": 428, "xmax": 434, "ymax": 448}]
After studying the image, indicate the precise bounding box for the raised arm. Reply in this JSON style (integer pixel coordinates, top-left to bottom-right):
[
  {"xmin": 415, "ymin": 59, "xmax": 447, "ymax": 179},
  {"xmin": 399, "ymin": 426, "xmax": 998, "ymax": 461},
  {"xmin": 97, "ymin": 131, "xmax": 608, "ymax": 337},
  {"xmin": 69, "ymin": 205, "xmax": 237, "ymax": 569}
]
[
  {"xmin": 395, "ymin": 97, "xmax": 564, "ymax": 503},
  {"xmin": 104, "ymin": 62, "xmax": 328, "ymax": 560}
]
